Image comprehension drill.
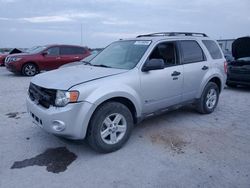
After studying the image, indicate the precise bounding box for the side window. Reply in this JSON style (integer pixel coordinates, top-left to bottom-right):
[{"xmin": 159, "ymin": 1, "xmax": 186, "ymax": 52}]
[
  {"xmin": 75, "ymin": 47, "xmax": 85, "ymax": 54},
  {"xmin": 60, "ymin": 47, "xmax": 79, "ymax": 55},
  {"xmin": 149, "ymin": 42, "xmax": 177, "ymax": 66},
  {"xmin": 202, "ymin": 40, "xmax": 223, "ymax": 59},
  {"xmin": 179, "ymin": 41, "xmax": 205, "ymax": 64},
  {"xmin": 47, "ymin": 47, "xmax": 59, "ymax": 56}
]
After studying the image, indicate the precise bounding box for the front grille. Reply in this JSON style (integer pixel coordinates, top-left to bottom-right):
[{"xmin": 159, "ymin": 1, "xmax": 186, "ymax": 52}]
[
  {"xmin": 28, "ymin": 83, "xmax": 56, "ymax": 109},
  {"xmin": 5, "ymin": 57, "xmax": 10, "ymax": 64}
]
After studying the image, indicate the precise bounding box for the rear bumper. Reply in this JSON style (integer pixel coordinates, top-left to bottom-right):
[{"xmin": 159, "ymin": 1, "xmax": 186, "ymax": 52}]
[
  {"xmin": 227, "ymin": 72, "xmax": 250, "ymax": 86},
  {"xmin": 226, "ymin": 79, "xmax": 250, "ymax": 86}
]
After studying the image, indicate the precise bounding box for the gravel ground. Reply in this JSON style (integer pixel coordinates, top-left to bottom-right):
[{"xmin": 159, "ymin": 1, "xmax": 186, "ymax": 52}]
[{"xmin": 0, "ymin": 67, "xmax": 250, "ymax": 188}]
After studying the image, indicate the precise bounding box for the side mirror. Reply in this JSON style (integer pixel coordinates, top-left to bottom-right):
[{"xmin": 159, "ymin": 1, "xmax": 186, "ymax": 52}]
[
  {"xmin": 142, "ymin": 59, "xmax": 165, "ymax": 72},
  {"xmin": 41, "ymin": 51, "xmax": 48, "ymax": 56}
]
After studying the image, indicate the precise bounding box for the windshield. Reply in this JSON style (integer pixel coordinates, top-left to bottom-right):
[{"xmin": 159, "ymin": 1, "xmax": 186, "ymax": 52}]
[
  {"xmin": 81, "ymin": 53, "xmax": 98, "ymax": 62},
  {"xmin": 28, "ymin": 46, "xmax": 47, "ymax": 54},
  {"xmin": 26, "ymin": 46, "xmax": 42, "ymax": 53},
  {"xmin": 90, "ymin": 40, "xmax": 151, "ymax": 70}
]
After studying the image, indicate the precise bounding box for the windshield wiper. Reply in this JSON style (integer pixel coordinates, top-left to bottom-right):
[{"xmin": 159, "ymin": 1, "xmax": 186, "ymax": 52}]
[
  {"xmin": 81, "ymin": 61, "xmax": 93, "ymax": 66},
  {"xmin": 93, "ymin": 64, "xmax": 112, "ymax": 68}
]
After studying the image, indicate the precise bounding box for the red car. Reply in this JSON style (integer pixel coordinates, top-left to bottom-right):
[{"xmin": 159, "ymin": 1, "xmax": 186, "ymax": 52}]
[
  {"xmin": 0, "ymin": 54, "xmax": 8, "ymax": 66},
  {"xmin": 0, "ymin": 48, "xmax": 23, "ymax": 66},
  {"xmin": 5, "ymin": 45, "xmax": 90, "ymax": 76}
]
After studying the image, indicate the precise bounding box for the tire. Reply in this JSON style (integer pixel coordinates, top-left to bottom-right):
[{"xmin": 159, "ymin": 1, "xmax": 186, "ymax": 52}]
[
  {"xmin": 87, "ymin": 102, "xmax": 134, "ymax": 153},
  {"xmin": 22, "ymin": 63, "xmax": 38, "ymax": 76},
  {"xmin": 226, "ymin": 82, "xmax": 237, "ymax": 88},
  {"xmin": 196, "ymin": 82, "xmax": 219, "ymax": 114}
]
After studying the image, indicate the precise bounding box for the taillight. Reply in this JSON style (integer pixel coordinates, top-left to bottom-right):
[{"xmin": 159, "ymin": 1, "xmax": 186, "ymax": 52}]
[{"xmin": 224, "ymin": 61, "xmax": 228, "ymax": 74}]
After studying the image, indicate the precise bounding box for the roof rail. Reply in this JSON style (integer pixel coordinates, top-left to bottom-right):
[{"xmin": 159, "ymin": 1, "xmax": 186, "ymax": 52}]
[{"xmin": 137, "ymin": 32, "xmax": 208, "ymax": 38}]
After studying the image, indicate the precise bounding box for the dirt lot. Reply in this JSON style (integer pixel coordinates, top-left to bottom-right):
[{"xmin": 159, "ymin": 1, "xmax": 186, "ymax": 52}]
[{"xmin": 0, "ymin": 67, "xmax": 250, "ymax": 188}]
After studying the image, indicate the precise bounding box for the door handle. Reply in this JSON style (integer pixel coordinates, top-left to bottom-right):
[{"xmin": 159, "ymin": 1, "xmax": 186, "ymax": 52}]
[
  {"xmin": 56, "ymin": 57, "xmax": 61, "ymax": 60},
  {"xmin": 171, "ymin": 71, "xmax": 181, "ymax": 77},
  {"xmin": 202, "ymin": 66, "xmax": 209, "ymax": 70},
  {"xmin": 74, "ymin": 56, "xmax": 79, "ymax": 59}
]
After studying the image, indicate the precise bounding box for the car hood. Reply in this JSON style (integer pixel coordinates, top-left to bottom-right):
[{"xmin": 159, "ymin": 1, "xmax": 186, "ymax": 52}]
[
  {"xmin": 31, "ymin": 65, "xmax": 128, "ymax": 90},
  {"xmin": 232, "ymin": 37, "xmax": 250, "ymax": 59},
  {"xmin": 59, "ymin": 61, "xmax": 83, "ymax": 68},
  {"xmin": 7, "ymin": 52, "xmax": 30, "ymax": 58}
]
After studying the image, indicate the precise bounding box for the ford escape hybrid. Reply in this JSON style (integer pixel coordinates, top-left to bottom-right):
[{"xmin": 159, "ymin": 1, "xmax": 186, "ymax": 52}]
[{"xmin": 26, "ymin": 32, "xmax": 227, "ymax": 153}]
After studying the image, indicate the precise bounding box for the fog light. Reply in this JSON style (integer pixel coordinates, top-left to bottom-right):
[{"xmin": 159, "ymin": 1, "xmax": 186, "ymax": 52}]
[{"xmin": 52, "ymin": 120, "xmax": 66, "ymax": 132}]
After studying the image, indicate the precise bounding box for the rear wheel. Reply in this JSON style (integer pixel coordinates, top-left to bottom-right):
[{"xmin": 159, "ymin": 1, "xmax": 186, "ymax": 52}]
[
  {"xmin": 87, "ymin": 102, "xmax": 133, "ymax": 153},
  {"xmin": 22, "ymin": 63, "xmax": 38, "ymax": 76},
  {"xmin": 196, "ymin": 82, "xmax": 219, "ymax": 114}
]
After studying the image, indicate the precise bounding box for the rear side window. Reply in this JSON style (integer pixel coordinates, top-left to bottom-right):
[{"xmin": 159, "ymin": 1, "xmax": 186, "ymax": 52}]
[
  {"xmin": 74, "ymin": 47, "xmax": 86, "ymax": 54},
  {"xmin": 60, "ymin": 47, "xmax": 84, "ymax": 55},
  {"xmin": 179, "ymin": 40, "xmax": 205, "ymax": 64},
  {"xmin": 202, "ymin": 40, "xmax": 223, "ymax": 59}
]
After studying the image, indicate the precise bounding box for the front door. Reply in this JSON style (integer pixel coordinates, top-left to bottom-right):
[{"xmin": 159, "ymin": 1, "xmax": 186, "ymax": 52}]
[
  {"xmin": 42, "ymin": 47, "xmax": 61, "ymax": 70},
  {"xmin": 140, "ymin": 41, "xmax": 183, "ymax": 114}
]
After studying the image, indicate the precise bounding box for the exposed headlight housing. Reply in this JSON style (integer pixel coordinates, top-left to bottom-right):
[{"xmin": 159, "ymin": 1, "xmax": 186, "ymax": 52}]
[{"xmin": 55, "ymin": 90, "xmax": 79, "ymax": 107}]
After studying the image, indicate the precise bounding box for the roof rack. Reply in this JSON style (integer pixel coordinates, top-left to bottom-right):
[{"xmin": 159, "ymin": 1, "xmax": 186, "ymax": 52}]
[{"xmin": 136, "ymin": 32, "xmax": 208, "ymax": 38}]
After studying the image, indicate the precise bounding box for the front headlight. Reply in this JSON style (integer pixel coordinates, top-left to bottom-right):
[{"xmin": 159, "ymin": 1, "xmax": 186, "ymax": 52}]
[
  {"xmin": 10, "ymin": 57, "xmax": 22, "ymax": 62},
  {"xmin": 55, "ymin": 90, "xmax": 79, "ymax": 107}
]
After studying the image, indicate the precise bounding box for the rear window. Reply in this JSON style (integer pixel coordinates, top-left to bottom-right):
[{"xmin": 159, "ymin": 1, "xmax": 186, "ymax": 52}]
[
  {"xmin": 60, "ymin": 47, "xmax": 85, "ymax": 55},
  {"xmin": 179, "ymin": 40, "xmax": 205, "ymax": 64},
  {"xmin": 202, "ymin": 40, "xmax": 223, "ymax": 59}
]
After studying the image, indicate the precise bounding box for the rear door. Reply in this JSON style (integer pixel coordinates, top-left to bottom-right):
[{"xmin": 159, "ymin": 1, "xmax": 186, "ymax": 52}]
[
  {"xmin": 59, "ymin": 46, "xmax": 84, "ymax": 66},
  {"xmin": 178, "ymin": 40, "xmax": 208, "ymax": 101}
]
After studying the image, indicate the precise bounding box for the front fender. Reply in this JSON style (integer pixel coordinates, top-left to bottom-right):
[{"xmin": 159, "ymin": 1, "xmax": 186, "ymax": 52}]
[
  {"xmin": 84, "ymin": 84, "xmax": 142, "ymax": 117},
  {"xmin": 75, "ymin": 84, "xmax": 142, "ymax": 139}
]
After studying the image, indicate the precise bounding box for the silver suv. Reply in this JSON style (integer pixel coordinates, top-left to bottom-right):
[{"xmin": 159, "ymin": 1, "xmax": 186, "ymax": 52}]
[{"xmin": 26, "ymin": 32, "xmax": 227, "ymax": 153}]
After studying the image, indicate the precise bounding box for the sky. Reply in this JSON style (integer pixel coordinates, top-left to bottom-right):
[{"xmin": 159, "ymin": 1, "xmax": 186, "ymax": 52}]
[{"xmin": 0, "ymin": 0, "xmax": 249, "ymax": 48}]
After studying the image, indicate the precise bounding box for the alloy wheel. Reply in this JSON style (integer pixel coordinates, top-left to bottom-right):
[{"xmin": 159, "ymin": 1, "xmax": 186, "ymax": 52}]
[
  {"xmin": 206, "ymin": 88, "xmax": 217, "ymax": 109},
  {"xmin": 100, "ymin": 113, "xmax": 127, "ymax": 145},
  {"xmin": 24, "ymin": 65, "xmax": 36, "ymax": 76}
]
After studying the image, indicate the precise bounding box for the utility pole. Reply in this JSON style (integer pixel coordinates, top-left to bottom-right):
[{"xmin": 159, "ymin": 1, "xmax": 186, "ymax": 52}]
[{"xmin": 80, "ymin": 23, "xmax": 83, "ymax": 45}]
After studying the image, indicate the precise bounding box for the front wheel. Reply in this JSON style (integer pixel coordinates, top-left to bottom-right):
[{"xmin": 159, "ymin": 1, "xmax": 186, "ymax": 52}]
[
  {"xmin": 87, "ymin": 102, "xmax": 134, "ymax": 153},
  {"xmin": 196, "ymin": 82, "xmax": 219, "ymax": 114},
  {"xmin": 22, "ymin": 63, "xmax": 38, "ymax": 76}
]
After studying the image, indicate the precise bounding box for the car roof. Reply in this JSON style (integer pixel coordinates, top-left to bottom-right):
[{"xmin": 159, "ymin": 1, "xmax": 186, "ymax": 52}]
[
  {"xmin": 45, "ymin": 44, "xmax": 86, "ymax": 48},
  {"xmin": 124, "ymin": 32, "xmax": 211, "ymax": 42}
]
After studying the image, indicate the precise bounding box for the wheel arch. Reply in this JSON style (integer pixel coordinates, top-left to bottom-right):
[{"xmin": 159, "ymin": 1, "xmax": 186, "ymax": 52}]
[
  {"xmin": 82, "ymin": 94, "xmax": 141, "ymax": 139},
  {"xmin": 93, "ymin": 96, "xmax": 138, "ymax": 124},
  {"xmin": 22, "ymin": 61, "xmax": 39, "ymax": 72},
  {"xmin": 197, "ymin": 75, "xmax": 223, "ymax": 99},
  {"xmin": 209, "ymin": 77, "xmax": 222, "ymax": 93}
]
